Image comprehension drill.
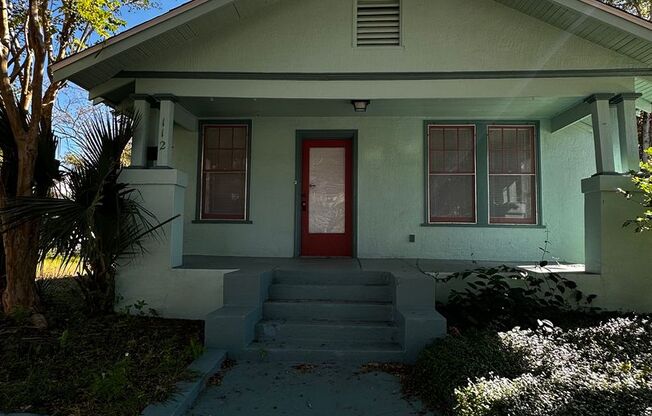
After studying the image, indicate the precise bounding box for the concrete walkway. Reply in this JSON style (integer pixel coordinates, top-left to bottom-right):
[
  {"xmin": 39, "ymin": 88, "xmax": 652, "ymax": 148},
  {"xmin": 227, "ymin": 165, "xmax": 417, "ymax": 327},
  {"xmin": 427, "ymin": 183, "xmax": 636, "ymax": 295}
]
[{"xmin": 186, "ymin": 361, "xmax": 433, "ymax": 416}]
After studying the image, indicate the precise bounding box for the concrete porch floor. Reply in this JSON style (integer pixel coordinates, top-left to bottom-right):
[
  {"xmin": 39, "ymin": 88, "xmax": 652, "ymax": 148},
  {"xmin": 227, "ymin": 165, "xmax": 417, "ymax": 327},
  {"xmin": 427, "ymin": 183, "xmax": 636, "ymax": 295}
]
[{"xmin": 179, "ymin": 255, "xmax": 547, "ymax": 273}]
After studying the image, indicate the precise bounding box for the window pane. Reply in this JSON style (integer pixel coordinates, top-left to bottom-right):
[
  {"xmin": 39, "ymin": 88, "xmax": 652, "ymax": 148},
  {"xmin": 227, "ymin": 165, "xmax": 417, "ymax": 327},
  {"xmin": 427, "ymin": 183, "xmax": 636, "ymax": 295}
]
[
  {"xmin": 458, "ymin": 150, "xmax": 474, "ymax": 173},
  {"xmin": 430, "ymin": 150, "xmax": 444, "ymax": 173},
  {"xmin": 204, "ymin": 127, "xmax": 220, "ymax": 149},
  {"xmin": 489, "ymin": 175, "xmax": 536, "ymax": 224},
  {"xmin": 203, "ymin": 172, "xmax": 246, "ymax": 219},
  {"xmin": 218, "ymin": 149, "xmax": 233, "ymax": 171},
  {"xmin": 458, "ymin": 128, "xmax": 474, "ymax": 150},
  {"xmin": 429, "ymin": 128, "xmax": 444, "ymax": 150},
  {"xmin": 444, "ymin": 150, "xmax": 458, "ymax": 172},
  {"xmin": 489, "ymin": 126, "xmax": 535, "ymax": 174},
  {"xmin": 232, "ymin": 149, "xmax": 246, "ymax": 171},
  {"xmin": 429, "ymin": 126, "xmax": 475, "ymax": 174},
  {"xmin": 444, "ymin": 129, "xmax": 457, "ymax": 150},
  {"xmin": 429, "ymin": 175, "xmax": 475, "ymax": 222},
  {"xmin": 203, "ymin": 149, "xmax": 220, "ymax": 170},
  {"xmin": 219, "ymin": 128, "xmax": 233, "ymax": 149},
  {"xmin": 233, "ymin": 127, "xmax": 247, "ymax": 149}
]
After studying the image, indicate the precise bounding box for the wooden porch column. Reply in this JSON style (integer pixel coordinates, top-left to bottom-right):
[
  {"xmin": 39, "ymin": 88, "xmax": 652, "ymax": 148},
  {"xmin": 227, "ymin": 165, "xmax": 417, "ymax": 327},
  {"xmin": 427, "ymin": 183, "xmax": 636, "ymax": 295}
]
[
  {"xmin": 611, "ymin": 93, "xmax": 642, "ymax": 173},
  {"xmin": 586, "ymin": 94, "xmax": 617, "ymax": 174},
  {"xmin": 154, "ymin": 94, "xmax": 177, "ymax": 168},
  {"xmin": 131, "ymin": 95, "xmax": 153, "ymax": 167}
]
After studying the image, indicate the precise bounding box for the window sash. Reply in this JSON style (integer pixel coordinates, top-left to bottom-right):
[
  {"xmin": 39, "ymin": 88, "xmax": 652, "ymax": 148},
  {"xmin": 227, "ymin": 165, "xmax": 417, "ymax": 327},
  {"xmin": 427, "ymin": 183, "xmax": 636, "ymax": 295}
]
[
  {"xmin": 487, "ymin": 125, "xmax": 537, "ymax": 225},
  {"xmin": 427, "ymin": 125, "xmax": 477, "ymax": 224},
  {"xmin": 200, "ymin": 124, "xmax": 250, "ymax": 221}
]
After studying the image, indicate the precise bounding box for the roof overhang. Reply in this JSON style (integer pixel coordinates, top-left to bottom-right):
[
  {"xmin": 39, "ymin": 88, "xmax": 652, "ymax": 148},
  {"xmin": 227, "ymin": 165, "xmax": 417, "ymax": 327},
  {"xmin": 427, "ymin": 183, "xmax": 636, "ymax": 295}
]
[{"xmin": 52, "ymin": 0, "xmax": 652, "ymax": 95}]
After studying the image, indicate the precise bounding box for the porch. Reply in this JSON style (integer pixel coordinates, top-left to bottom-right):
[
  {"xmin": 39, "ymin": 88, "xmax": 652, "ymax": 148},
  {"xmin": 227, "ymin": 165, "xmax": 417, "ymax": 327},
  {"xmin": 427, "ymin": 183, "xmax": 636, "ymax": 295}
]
[{"xmin": 179, "ymin": 254, "xmax": 583, "ymax": 274}]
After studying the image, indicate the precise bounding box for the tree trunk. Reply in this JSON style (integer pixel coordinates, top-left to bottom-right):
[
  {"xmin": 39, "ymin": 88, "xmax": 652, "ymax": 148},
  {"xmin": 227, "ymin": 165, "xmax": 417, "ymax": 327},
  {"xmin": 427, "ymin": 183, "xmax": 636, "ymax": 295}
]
[
  {"xmin": 1, "ymin": 222, "xmax": 40, "ymax": 313},
  {"xmin": 0, "ymin": 236, "xmax": 6, "ymax": 306},
  {"xmin": 1, "ymin": 131, "xmax": 40, "ymax": 315}
]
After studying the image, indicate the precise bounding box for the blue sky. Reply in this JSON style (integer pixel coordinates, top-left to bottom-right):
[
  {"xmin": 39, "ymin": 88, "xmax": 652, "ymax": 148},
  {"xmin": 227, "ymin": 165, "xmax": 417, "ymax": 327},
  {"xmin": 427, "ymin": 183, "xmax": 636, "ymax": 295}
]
[
  {"xmin": 121, "ymin": 0, "xmax": 188, "ymax": 29},
  {"xmin": 56, "ymin": 0, "xmax": 187, "ymax": 157}
]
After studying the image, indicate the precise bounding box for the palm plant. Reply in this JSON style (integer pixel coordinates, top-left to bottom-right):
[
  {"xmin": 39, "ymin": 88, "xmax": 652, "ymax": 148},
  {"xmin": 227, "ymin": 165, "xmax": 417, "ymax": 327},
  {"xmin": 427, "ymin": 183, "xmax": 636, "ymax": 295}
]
[{"xmin": 1, "ymin": 113, "xmax": 172, "ymax": 314}]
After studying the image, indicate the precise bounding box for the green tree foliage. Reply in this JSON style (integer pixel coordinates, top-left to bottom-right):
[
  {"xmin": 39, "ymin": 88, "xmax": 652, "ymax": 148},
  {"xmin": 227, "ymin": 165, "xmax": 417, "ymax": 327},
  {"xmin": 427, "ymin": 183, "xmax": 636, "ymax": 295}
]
[
  {"xmin": 600, "ymin": 0, "xmax": 652, "ymax": 19},
  {"xmin": 621, "ymin": 149, "xmax": 652, "ymax": 232}
]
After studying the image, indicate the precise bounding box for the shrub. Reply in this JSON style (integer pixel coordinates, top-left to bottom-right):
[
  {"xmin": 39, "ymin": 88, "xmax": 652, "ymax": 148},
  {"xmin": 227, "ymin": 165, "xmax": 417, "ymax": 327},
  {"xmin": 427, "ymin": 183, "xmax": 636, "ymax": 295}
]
[
  {"xmin": 410, "ymin": 330, "xmax": 527, "ymax": 413},
  {"xmin": 451, "ymin": 317, "xmax": 652, "ymax": 416},
  {"xmin": 436, "ymin": 265, "xmax": 597, "ymax": 330}
]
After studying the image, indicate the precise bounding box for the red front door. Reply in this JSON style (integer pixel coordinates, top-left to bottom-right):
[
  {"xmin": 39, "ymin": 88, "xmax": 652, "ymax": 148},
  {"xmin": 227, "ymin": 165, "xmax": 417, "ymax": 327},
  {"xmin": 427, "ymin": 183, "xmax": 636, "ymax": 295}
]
[{"xmin": 300, "ymin": 139, "xmax": 353, "ymax": 257}]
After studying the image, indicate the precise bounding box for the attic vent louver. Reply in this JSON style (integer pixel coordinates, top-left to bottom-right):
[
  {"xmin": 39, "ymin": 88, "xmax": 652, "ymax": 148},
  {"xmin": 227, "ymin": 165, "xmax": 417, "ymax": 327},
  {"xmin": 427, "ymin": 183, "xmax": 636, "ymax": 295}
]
[{"xmin": 356, "ymin": 0, "xmax": 401, "ymax": 47}]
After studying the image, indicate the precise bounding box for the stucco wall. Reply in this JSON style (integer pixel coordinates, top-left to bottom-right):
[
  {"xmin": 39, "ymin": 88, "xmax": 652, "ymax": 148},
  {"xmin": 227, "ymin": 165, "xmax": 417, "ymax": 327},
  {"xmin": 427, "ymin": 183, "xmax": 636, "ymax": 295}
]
[
  {"xmin": 173, "ymin": 117, "xmax": 594, "ymax": 262},
  {"xmin": 130, "ymin": 0, "xmax": 644, "ymax": 74}
]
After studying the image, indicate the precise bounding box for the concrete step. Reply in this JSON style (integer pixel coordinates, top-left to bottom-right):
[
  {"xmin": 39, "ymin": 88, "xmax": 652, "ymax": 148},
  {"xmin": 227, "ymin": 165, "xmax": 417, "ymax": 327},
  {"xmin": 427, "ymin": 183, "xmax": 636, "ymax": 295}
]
[
  {"xmin": 240, "ymin": 339, "xmax": 405, "ymax": 362},
  {"xmin": 273, "ymin": 270, "xmax": 391, "ymax": 286},
  {"xmin": 268, "ymin": 284, "xmax": 393, "ymax": 303},
  {"xmin": 263, "ymin": 300, "xmax": 394, "ymax": 322},
  {"xmin": 255, "ymin": 319, "xmax": 399, "ymax": 343}
]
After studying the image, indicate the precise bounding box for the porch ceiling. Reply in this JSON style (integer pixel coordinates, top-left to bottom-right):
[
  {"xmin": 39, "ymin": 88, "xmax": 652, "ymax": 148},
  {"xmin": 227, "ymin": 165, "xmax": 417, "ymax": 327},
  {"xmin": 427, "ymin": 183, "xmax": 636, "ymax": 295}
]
[{"xmin": 177, "ymin": 96, "xmax": 583, "ymax": 119}]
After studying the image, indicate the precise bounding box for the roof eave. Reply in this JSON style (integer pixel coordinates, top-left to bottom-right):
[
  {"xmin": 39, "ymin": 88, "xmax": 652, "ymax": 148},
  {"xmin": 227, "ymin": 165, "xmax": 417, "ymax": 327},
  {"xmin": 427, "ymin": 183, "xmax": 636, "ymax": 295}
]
[
  {"xmin": 51, "ymin": 0, "xmax": 232, "ymax": 82},
  {"xmin": 552, "ymin": 0, "xmax": 652, "ymax": 42}
]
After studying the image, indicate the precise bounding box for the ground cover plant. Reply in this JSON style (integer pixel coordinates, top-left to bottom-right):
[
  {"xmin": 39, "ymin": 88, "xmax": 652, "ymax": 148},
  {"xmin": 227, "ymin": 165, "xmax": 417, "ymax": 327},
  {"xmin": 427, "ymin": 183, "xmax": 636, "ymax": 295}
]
[
  {"xmin": 411, "ymin": 316, "xmax": 652, "ymax": 416},
  {"xmin": 407, "ymin": 264, "xmax": 652, "ymax": 415},
  {"xmin": 0, "ymin": 282, "xmax": 203, "ymax": 416}
]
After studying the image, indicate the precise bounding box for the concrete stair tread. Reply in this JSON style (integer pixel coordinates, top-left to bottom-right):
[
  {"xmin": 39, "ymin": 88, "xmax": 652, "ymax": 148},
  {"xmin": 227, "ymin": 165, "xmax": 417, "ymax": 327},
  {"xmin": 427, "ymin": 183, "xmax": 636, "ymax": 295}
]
[
  {"xmin": 247, "ymin": 339, "xmax": 403, "ymax": 352},
  {"xmin": 257, "ymin": 319, "xmax": 397, "ymax": 327},
  {"xmin": 273, "ymin": 270, "xmax": 391, "ymax": 286},
  {"xmin": 270, "ymin": 282, "xmax": 390, "ymax": 288},
  {"xmin": 264, "ymin": 299, "xmax": 392, "ymax": 306}
]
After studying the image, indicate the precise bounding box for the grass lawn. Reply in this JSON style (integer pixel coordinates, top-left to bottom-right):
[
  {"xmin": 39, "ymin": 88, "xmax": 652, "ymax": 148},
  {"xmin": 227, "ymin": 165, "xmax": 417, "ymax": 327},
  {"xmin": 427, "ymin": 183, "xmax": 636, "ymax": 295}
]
[
  {"xmin": 0, "ymin": 279, "xmax": 204, "ymax": 416},
  {"xmin": 37, "ymin": 256, "xmax": 82, "ymax": 279}
]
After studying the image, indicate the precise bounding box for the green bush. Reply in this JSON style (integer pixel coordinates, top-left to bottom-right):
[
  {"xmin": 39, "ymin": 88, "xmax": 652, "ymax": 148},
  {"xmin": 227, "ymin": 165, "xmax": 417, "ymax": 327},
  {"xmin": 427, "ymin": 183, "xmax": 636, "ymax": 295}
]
[
  {"xmin": 412, "ymin": 317, "xmax": 652, "ymax": 416},
  {"xmin": 621, "ymin": 147, "xmax": 652, "ymax": 233},
  {"xmin": 410, "ymin": 330, "xmax": 527, "ymax": 413},
  {"xmin": 436, "ymin": 265, "xmax": 597, "ymax": 330}
]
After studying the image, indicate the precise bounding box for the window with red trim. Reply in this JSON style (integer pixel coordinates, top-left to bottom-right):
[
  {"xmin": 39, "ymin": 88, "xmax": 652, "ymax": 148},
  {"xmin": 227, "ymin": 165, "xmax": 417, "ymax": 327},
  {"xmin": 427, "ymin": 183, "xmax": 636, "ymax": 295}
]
[
  {"xmin": 427, "ymin": 125, "xmax": 476, "ymax": 223},
  {"xmin": 488, "ymin": 125, "xmax": 537, "ymax": 224},
  {"xmin": 200, "ymin": 124, "xmax": 249, "ymax": 220}
]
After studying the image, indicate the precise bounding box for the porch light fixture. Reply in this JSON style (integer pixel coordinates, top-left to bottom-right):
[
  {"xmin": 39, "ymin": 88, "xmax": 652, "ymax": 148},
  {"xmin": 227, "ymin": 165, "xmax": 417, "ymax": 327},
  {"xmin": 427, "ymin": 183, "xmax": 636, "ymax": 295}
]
[{"xmin": 351, "ymin": 100, "xmax": 370, "ymax": 113}]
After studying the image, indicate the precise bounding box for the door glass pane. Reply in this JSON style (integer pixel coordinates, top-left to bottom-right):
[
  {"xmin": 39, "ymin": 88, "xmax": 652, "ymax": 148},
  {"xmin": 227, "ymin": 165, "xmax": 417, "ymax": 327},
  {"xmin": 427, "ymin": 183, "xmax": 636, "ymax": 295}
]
[{"xmin": 309, "ymin": 147, "xmax": 345, "ymax": 234}]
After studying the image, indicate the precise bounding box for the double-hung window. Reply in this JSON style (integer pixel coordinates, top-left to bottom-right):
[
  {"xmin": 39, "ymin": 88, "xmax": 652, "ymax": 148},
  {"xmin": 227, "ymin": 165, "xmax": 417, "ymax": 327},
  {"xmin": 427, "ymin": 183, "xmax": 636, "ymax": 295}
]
[
  {"xmin": 199, "ymin": 122, "xmax": 251, "ymax": 221},
  {"xmin": 427, "ymin": 125, "xmax": 477, "ymax": 223},
  {"xmin": 488, "ymin": 125, "xmax": 537, "ymax": 224},
  {"xmin": 427, "ymin": 123, "xmax": 538, "ymax": 225}
]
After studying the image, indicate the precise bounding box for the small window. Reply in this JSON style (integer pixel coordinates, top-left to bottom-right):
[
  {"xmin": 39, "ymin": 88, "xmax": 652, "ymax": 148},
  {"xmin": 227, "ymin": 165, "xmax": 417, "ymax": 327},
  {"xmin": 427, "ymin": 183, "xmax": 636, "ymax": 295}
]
[
  {"xmin": 356, "ymin": 0, "xmax": 401, "ymax": 47},
  {"xmin": 200, "ymin": 123, "xmax": 250, "ymax": 220},
  {"xmin": 427, "ymin": 125, "xmax": 477, "ymax": 223},
  {"xmin": 488, "ymin": 125, "xmax": 537, "ymax": 224}
]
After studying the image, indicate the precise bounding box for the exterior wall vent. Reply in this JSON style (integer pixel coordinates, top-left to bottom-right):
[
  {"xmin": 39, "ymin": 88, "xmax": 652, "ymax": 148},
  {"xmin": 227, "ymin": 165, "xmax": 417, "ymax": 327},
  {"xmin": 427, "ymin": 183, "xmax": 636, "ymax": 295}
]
[{"xmin": 356, "ymin": 0, "xmax": 401, "ymax": 47}]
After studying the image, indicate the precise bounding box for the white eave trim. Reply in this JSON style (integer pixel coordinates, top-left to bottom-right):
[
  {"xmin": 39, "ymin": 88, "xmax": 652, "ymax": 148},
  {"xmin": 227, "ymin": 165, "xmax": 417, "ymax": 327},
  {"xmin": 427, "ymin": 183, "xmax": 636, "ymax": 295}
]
[
  {"xmin": 551, "ymin": 0, "xmax": 652, "ymax": 42},
  {"xmin": 51, "ymin": 0, "xmax": 233, "ymax": 81}
]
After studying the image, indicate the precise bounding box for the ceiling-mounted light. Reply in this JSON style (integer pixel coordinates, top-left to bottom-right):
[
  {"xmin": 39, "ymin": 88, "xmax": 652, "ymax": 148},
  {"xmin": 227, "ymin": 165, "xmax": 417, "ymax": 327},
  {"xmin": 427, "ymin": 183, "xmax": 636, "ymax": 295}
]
[{"xmin": 351, "ymin": 100, "xmax": 370, "ymax": 113}]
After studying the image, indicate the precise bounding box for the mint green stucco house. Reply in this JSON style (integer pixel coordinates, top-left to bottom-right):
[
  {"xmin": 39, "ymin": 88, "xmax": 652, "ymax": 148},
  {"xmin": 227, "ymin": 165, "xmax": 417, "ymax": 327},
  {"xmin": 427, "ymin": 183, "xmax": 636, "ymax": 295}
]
[{"xmin": 53, "ymin": 0, "xmax": 652, "ymax": 361}]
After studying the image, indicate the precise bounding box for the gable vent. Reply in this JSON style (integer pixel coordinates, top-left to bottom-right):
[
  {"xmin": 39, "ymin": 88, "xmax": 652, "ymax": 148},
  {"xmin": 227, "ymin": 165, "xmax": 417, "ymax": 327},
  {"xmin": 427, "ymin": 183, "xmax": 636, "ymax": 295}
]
[{"xmin": 356, "ymin": 0, "xmax": 401, "ymax": 47}]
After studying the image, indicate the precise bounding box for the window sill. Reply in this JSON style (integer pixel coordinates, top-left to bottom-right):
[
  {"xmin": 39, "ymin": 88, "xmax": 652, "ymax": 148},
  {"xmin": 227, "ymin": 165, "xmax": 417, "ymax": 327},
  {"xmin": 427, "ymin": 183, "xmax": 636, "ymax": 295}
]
[
  {"xmin": 421, "ymin": 223, "xmax": 546, "ymax": 229},
  {"xmin": 192, "ymin": 220, "xmax": 253, "ymax": 224}
]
